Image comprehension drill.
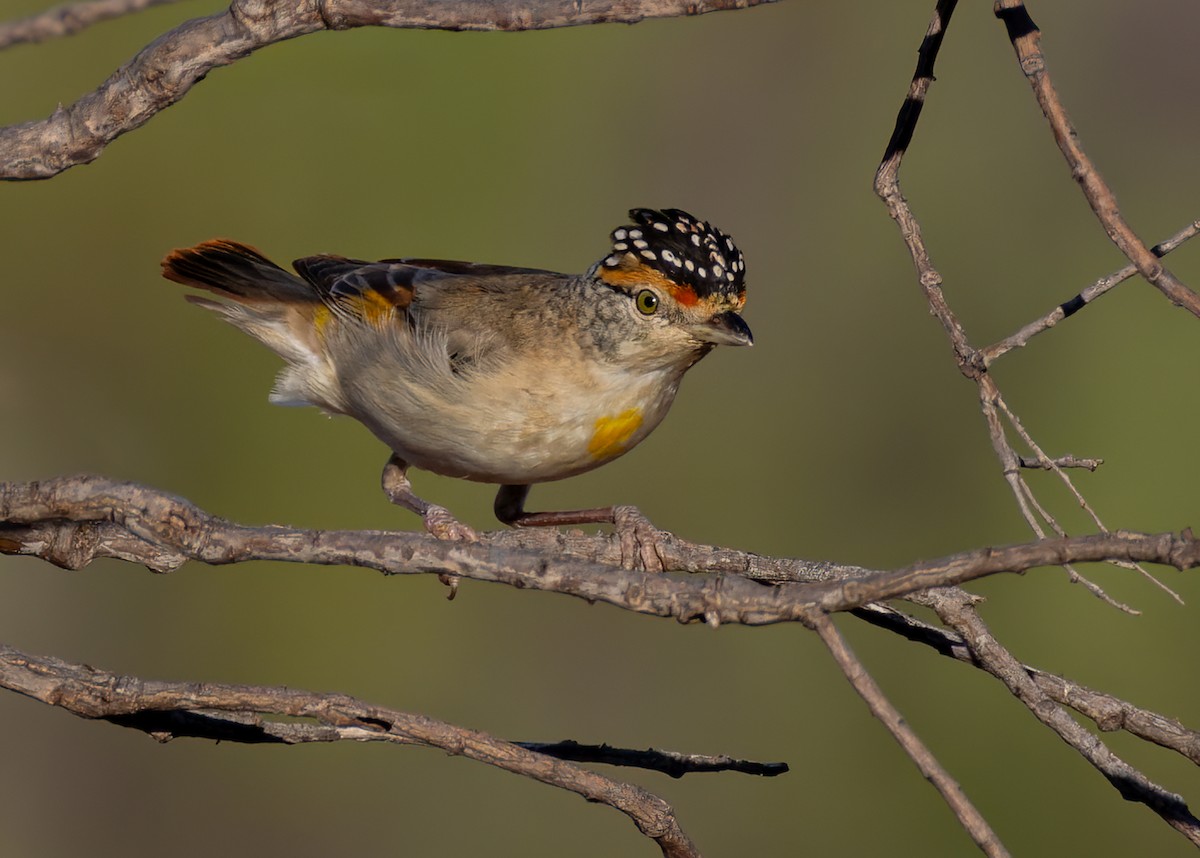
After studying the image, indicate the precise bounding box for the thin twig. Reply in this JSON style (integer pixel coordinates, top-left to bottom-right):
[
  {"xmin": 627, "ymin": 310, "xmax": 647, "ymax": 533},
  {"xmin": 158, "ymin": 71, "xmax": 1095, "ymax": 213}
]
[
  {"xmin": 810, "ymin": 614, "xmax": 1009, "ymax": 857},
  {"xmin": 995, "ymin": 394, "xmax": 1183, "ymax": 604},
  {"xmin": 0, "ymin": 0, "xmax": 777, "ymax": 180},
  {"xmin": 0, "ymin": 0, "xmax": 182, "ymax": 49},
  {"xmin": 993, "ymin": 0, "xmax": 1200, "ymax": 318},
  {"xmin": 983, "ymin": 220, "xmax": 1200, "ymax": 363},
  {"xmin": 515, "ymin": 741, "xmax": 788, "ymax": 779},
  {"xmin": 873, "ymin": 0, "xmax": 978, "ymax": 375},
  {"xmin": 0, "ymin": 643, "xmax": 701, "ymax": 857},
  {"xmin": 1018, "ymin": 455, "xmax": 1103, "ymax": 471}
]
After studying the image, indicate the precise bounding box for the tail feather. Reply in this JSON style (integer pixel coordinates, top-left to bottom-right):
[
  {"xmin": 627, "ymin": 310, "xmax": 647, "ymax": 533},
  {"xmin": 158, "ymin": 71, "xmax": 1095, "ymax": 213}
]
[
  {"xmin": 161, "ymin": 239, "xmax": 317, "ymax": 304},
  {"xmin": 164, "ymin": 242, "xmax": 344, "ymax": 412}
]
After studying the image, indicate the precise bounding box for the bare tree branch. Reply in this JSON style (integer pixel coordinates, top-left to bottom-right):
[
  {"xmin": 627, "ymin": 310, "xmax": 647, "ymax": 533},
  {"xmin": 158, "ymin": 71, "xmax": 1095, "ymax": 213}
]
[
  {"xmin": 854, "ymin": 602, "xmax": 1200, "ymax": 768},
  {"xmin": 993, "ymin": 0, "xmax": 1200, "ymax": 318},
  {"xmin": 983, "ymin": 219, "xmax": 1200, "ymax": 363},
  {"xmin": 0, "ymin": 642, "xmax": 702, "ymax": 858},
  {"xmin": 810, "ymin": 614, "xmax": 1010, "ymax": 858},
  {"xmin": 9, "ymin": 472, "xmax": 1200, "ymax": 769},
  {"xmin": 0, "ymin": 0, "xmax": 776, "ymax": 180},
  {"xmin": 514, "ymin": 741, "xmax": 788, "ymax": 779},
  {"xmin": 3, "ymin": 475, "xmax": 1199, "ymax": 623},
  {"xmin": 7, "ymin": 473, "xmax": 1200, "ymax": 850},
  {"xmin": 865, "ymin": 2, "xmax": 1200, "ymax": 847},
  {"xmin": 932, "ymin": 592, "xmax": 1200, "ymax": 845},
  {"xmin": 0, "ymin": 0, "xmax": 183, "ymax": 49},
  {"xmin": 1017, "ymin": 454, "xmax": 1103, "ymax": 471}
]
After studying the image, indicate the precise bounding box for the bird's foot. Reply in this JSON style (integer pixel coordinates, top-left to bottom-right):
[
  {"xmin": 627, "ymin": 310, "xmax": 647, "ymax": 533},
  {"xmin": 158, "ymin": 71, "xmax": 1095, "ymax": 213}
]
[
  {"xmin": 381, "ymin": 454, "xmax": 475, "ymax": 599},
  {"xmin": 612, "ymin": 505, "xmax": 667, "ymax": 573},
  {"xmin": 421, "ymin": 506, "xmax": 477, "ymax": 600},
  {"xmin": 422, "ymin": 504, "xmax": 479, "ymax": 543}
]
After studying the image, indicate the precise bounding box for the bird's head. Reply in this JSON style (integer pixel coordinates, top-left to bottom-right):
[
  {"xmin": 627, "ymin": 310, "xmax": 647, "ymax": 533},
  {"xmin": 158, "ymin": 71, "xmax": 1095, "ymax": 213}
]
[{"xmin": 593, "ymin": 208, "xmax": 752, "ymax": 367}]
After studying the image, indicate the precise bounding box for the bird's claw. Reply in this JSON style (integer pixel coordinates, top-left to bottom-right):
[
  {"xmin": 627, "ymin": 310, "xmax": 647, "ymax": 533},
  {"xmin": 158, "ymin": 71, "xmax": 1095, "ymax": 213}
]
[
  {"xmin": 423, "ymin": 505, "xmax": 479, "ymax": 543},
  {"xmin": 612, "ymin": 505, "xmax": 666, "ymax": 572},
  {"xmin": 422, "ymin": 506, "xmax": 477, "ymax": 600}
]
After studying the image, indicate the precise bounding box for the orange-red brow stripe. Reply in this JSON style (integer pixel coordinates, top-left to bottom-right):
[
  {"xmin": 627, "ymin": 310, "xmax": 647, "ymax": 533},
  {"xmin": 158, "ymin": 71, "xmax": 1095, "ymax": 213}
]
[{"xmin": 598, "ymin": 263, "xmax": 699, "ymax": 306}]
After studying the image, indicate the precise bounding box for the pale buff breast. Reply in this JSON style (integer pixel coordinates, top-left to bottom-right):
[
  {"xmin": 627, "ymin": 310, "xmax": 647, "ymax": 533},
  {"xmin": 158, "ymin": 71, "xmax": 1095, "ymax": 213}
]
[{"xmin": 342, "ymin": 348, "xmax": 685, "ymax": 485}]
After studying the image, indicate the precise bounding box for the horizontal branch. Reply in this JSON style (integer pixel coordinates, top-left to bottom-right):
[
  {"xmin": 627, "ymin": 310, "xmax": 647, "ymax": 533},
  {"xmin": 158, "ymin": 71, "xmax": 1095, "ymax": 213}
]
[
  {"xmin": 0, "ymin": 0, "xmax": 775, "ymax": 179},
  {"xmin": 0, "ymin": 642, "xmax": 701, "ymax": 857},
  {"xmin": 3, "ymin": 475, "xmax": 1198, "ymax": 625},
  {"xmin": 1018, "ymin": 454, "xmax": 1103, "ymax": 472},
  {"xmin": 515, "ymin": 741, "xmax": 788, "ymax": 779}
]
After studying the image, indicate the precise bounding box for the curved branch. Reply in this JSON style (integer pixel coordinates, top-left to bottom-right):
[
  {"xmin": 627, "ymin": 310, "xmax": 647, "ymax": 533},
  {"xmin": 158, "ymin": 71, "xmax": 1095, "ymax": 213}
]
[
  {"xmin": 0, "ymin": 642, "xmax": 701, "ymax": 857},
  {"xmin": 0, "ymin": 0, "xmax": 776, "ymax": 180}
]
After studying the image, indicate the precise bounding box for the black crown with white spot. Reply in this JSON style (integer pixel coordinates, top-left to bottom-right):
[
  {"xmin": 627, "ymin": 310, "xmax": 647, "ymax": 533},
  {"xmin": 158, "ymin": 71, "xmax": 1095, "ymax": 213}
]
[{"xmin": 601, "ymin": 208, "xmax": 746, "ymax": 299}]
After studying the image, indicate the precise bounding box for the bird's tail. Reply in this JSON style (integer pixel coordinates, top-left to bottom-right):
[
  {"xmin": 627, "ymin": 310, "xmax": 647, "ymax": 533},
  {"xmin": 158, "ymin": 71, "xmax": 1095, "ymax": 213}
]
[{"xmin": 161, "ymin": 240, "xmax": 340, "ymax": 409}]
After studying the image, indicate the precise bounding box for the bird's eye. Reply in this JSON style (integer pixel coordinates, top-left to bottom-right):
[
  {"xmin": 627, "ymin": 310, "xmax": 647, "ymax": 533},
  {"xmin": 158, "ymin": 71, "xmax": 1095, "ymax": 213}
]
[{"xmin": 635, "ymin": 290, "xmax": 659, "ymax": 315}]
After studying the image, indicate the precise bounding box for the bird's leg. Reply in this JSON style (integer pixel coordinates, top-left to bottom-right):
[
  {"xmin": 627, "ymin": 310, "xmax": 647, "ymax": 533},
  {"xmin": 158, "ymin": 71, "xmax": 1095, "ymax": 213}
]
[
  {"xmin": 381, "ymin": 454, "xmax": 476, "ymax": 598},
  {"xmin": 494, "ymin": 484, "xmax": 665, "ymax": 572}
]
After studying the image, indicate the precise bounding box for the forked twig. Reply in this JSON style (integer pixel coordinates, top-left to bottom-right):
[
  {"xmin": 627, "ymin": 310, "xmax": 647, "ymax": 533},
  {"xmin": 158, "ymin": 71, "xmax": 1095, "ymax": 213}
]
[
  {"xmin": 871, "ymin": 0, "xmax": 1200, "ymax": 849},
  {"xmin": 984, "ymin": 220, "xmax": 1200, "ymax": 363}
]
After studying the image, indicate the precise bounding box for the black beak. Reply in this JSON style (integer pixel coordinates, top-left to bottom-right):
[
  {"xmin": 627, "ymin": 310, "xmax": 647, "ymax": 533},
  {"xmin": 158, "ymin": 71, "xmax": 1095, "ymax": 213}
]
[{"xmin": 694, "ymin": 311, "xmax": 754, "ymax": 347}]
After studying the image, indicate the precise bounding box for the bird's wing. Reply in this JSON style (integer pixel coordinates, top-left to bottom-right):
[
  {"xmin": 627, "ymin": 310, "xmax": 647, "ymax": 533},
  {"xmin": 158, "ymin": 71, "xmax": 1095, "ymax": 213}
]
[{"xmin": 291, "ymin": 255, "xmax": 558, "ymax": 327}]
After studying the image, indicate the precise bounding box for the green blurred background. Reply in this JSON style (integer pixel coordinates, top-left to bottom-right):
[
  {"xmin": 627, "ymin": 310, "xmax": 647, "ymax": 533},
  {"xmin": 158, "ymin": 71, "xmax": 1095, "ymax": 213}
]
[{"xmin": 3, "ymin": 1, "xmax": 1200, "ymax": 854}]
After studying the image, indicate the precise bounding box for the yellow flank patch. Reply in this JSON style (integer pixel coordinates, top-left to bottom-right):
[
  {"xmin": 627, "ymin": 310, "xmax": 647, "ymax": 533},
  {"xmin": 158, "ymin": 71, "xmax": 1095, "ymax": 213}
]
[
  {"xmin": 312, "ymin": 304, "xmax": 333, "ymax": 338},
  {"xmin": 588, "ymin": 408, "xmax": 644, "ymax": 460}
]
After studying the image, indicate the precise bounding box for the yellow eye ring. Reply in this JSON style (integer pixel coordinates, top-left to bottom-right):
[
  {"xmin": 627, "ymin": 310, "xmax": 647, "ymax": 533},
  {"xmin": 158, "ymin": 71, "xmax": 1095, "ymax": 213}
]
[{"xmin": 635, "ymin": 290, "xmax": 659, "ymax": 315}]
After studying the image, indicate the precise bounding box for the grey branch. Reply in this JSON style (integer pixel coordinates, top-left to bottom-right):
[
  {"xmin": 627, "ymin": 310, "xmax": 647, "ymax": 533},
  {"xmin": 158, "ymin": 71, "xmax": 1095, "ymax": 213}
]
[
  {"xmin": 994, "ymin": 1, "xmax": 1200, "ymax": 318},
  {"xmin": 933, "ymin": 591, "xmax": 1200, "ymax": 845},
  {"xmin": 0, "ymin": 0, "xmax": 776, "ymax": 180},
  {"xmin": 0, "ymin": 0, "xmax": 183, "ymax": 49},
  {"xmin": 4, "ymin": 475, "xmax": 1200, "ymax": 623},
  {"xmin": 0, "ymin": 642, "xmax": 701, "ymax": 858},
  {"xmin": 812, "ymin": 614, "xmax": 1009, "ymax": 857},
  {"xmin": 983, "ymin": 220, "xmax": 1200, "ymax": 363},
  {"xmin": 8, "ymin": 474, "xmax": 1200, "ymax": 852},
  {"xmin": 514, "ymin": 741, "xmax": 788, "ymax": 779},
  {"xmin": 1018, "ymin": 454, "xmax": 1103, "ymax": 471}
]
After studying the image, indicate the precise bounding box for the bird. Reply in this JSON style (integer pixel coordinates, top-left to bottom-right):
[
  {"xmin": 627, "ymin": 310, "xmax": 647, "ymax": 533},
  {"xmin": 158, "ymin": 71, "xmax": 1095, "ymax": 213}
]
[{"xmin": 161, "ymin": 207, "xmax": 752, "ymax": 570}]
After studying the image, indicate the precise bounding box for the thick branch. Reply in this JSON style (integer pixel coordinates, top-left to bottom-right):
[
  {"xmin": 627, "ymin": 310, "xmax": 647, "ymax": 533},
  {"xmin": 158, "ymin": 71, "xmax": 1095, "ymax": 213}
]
[
  {"xmin": 0, "ymin": 642, "xmax": 701, "ymax": 857},
  {"xmin": 3, "ymin": 475, "xmax": 1199, "ymax": 624},
  {"xmin": 0, "ymin": 0, "xmax": 776, "ymax": 180}
]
